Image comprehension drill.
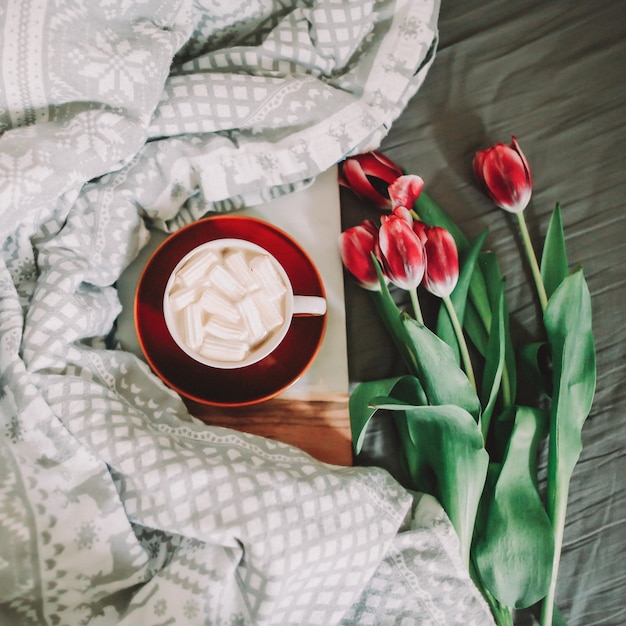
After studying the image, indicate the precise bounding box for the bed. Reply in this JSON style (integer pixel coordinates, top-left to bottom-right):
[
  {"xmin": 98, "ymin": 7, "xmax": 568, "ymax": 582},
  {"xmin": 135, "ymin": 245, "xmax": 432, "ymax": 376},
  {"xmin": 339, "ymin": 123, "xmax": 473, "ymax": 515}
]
[{"xmin": 1, "ymin": 1, "xmax": 624, "ymax": 625}]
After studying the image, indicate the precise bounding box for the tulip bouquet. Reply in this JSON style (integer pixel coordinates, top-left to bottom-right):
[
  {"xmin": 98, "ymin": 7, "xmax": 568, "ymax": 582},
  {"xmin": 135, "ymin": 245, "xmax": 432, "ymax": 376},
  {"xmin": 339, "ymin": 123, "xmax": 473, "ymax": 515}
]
[{"xmin": 339, "ymin": 141, "xmax": 596, "ymax": 626}]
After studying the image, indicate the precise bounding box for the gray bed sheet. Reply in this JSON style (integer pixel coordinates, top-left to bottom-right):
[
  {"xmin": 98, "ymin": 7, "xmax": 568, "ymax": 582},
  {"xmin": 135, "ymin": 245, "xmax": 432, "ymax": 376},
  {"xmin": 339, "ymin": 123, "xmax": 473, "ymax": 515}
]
[{"xmin": 345, "ymin": 2, "xmax": 626, "ymax": 625}]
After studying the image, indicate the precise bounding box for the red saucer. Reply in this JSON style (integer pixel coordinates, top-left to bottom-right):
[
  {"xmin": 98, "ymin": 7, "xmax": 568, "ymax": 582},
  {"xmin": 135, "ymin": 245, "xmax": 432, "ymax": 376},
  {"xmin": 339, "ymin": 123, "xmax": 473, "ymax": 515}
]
[{"xmin": 135, "ymin": 215, "xmax": 327, "ymax": 406}]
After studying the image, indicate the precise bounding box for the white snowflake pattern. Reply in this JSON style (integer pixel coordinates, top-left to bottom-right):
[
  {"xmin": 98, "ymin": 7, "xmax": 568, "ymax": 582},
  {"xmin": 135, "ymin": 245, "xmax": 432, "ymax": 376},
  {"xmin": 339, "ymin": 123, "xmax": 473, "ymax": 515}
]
[
  {"xmin": 170, "ymin": 181, "xmax": 187, "ymax": 200},
  {"xmin": 4, "ymin": 414, "xmax": 23, "ymax": 443},
  {"xmin": 154, "ymin": 598, "xmax": 167, "ymax": 617},
  {"xmin": 13, "ymin": 257, "xmax": 37, "ymax": 287},
  {"xmin": 255, "ymin": 152, "xmax": 278, "ymax": 172},
  {"xmin": 148, "ymin": 539, "xmax": 161, "ymax": 560},
  {"xmin": 183, "ymin": 599, "xmax": 199, "ymax": 620},
  {"xmin": 58, "ymin": 111, "xmax": 127, "ymax": 162},
  {"xmin": 0, "ymin": 275, "xmax": 14, "ymax": 296},
  {"xmin": 100, "ymin": 0, "xmax": 150, "ymax": 19},
  {"xmin": 399, "ymin": 15, "xmax": 425, "ymax": 39},
  {"xmin": 0, "ymin": 150, "xmax": 54, "ymax": 206},
  {"xmin": 76, "ymin": 520, "xmax": 99, "ymax": 550},
  {"xmin": 78, "ymin": 29, "xmax": 157, "ymax": 104}
]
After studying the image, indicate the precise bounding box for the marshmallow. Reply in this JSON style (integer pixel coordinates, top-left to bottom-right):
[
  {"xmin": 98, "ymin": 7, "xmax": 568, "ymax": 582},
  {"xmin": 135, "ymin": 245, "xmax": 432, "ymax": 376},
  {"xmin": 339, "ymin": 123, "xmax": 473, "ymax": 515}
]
[
  {"xmin": 249, "ymin": 255, "xmax": 287, "ymax": 299},
  {"xmin": 168, "ymin": 284, "xmax": 198, "ymax": 311},
  {"xmin": 182, "ymin": 303, "xmax": 204, "ymax": 349},
  {"xmin": 177, "ymin": 249, "xmax": 218, "ymax": 287},
  {"xmin": 198, "ymin": 338, "xmax": 248, "ymax": 363},
  {"xmin": 207, "ymin": 264, "xmax": 246, "ymax": 301},
  {"xmin": 238, "ymin": 295, "xmax": 268, "ymax": 344},
  {"xmin": 205, "ymin": 316, "xmax": 249, "ymax": 342},
  {"xmin": 199, "ymin": 288, "xmax": 240, "ymax": 321},
  {"xmin": 252, "ymin": 292, "xmax": 284, "ymax": 331},
  {"xmin": 224, "ymin": 250, "xmax": 260, "ymax": 291}
]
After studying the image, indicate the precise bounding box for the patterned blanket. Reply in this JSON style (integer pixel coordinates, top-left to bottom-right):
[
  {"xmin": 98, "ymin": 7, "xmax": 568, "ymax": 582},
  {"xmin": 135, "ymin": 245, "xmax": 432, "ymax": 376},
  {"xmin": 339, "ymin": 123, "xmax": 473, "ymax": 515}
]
[{"xmin": 0, "ymin": 1, "xmax": 494, "ymax": 624}]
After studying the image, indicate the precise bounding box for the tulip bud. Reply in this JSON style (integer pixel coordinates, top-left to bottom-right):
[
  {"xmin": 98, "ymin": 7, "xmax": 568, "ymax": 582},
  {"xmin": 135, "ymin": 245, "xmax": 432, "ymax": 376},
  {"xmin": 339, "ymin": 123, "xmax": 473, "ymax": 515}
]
[
  {"xmin": 377, "ymin": 214, "xmax": 426, "ymax": 290},
  {"xmin": 339, "ymin": 151, "xmax": 404, "ymax": 210},
  {"xmin": 422, "ymin": 226, "xmax": 459, "ymax": 298},
  {"xmin": 388, "ymin": 174, "xmax": 424, "ymax": 210},
  {"xmin": 473, "ymin": 136, "xmax": 532, "ymax": 213},
  {"xmin": 339, "ymin": 219, "xmax": 384, "ymax": 290}
]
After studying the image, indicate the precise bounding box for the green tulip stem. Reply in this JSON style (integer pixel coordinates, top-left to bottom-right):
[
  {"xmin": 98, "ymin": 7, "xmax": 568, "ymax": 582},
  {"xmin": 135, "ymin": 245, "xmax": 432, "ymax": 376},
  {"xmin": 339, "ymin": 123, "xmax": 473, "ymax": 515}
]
[
  {"xmin": 541, "ymin": 475, "xmax": 568, "ymax": 626},
  {"xmin": 409, "ymin": 287, "xmax": 424, "ymax": 324},
  {"xmin": 516, "ymin": 211, "xmax": 548, "ymax": 313},
  {"xmin": 443, "ymin": 294, "xmax": 476, "ymax": 391},
  {"xmin": 540, "ymin": 514, "xmax": 565, "ymax": 626}
]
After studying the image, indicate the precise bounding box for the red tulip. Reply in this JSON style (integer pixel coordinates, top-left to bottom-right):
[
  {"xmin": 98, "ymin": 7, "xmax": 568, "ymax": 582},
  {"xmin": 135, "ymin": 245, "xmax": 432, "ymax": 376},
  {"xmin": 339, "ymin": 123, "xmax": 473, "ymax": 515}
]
[
  {"xmin": 411, "ymin": 219, "xmax": 429, "ymax": 245},
  {"xmin": 381, "ymin": 205, "xmax": 413, "ymax": 225},
  {"xmin": 422, "ymin": 226, "xmax": 459, "ymax": 298},
  {"xmin": 473, "ymin": 136, "xmax": 532, "ymax": 213},
  {"xmin": 339, "ymin": 151, "xmax": 404, "ymax": 210},
  {"xmin": 339, "ymin": 219, "xmax": 384, "ymax": 290},
  {"xmin": 388, "ymin": 174, "xmax": 424, "ymax": 209},
  {"xmin": 377, "ymin": 213, "xmax": 426, "ymax": 290}
]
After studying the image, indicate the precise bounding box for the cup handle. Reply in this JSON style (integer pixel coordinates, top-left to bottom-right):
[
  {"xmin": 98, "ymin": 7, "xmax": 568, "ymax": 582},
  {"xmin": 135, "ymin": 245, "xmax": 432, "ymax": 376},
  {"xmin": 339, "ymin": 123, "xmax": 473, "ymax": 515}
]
[{"xmin": 293, "ymin": 295, "xmax": 327, "ymax": 316}]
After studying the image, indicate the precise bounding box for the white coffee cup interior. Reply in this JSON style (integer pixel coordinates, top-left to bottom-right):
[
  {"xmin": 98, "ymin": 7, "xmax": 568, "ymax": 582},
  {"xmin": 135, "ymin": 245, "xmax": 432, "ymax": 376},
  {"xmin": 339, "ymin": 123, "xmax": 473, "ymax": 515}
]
[{"xmin": 163, "ymin": 239, "xmax": 326, "ymax": 369}]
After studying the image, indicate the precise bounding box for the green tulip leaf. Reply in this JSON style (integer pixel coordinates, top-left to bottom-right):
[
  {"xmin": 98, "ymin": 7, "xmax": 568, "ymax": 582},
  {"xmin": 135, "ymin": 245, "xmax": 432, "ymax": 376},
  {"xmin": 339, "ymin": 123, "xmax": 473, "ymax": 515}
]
[
  {"xmin": 349, "ymin": 376, "xmax": 434, "ymax": 492},
  {"xmin": 467, "ymin": 271, "xmax": 494, "ymax": 351},
  {"xmin": 491, "ymin": 406, "xmax": 517, "ymax": 461},
  {"xmin": 349, "ymin": 376, "xmax": 419, "ymax": 454},
  {"xmin": 473, "ymin": 405, "xmax": 553, "ymax": 609},
  {"xmin": 370, "ymin": 398, "xmax": 489, "ymax": 567},
  {"xmin": 436, "ymin": 230, "xmax": 488, "ymax": 361},
  {"xmin": 480, "ymin": 278, "xmax": 506, "ymax": 440},
  {"xmin": 518, "ymin": 341, "xmax": 551, "ymax": 402},
  {"xmin": 540, "ymin": 203, "xmax": 569, "ymax": 299},
  {"xmin": 478, "ymin": 252, "xmax": 501, "ymax": 312},
  {"xmin": 414, "ymin": 191, "xmax": 469, "ymax": 248},
  {"xmin": 463, "ymin": 297, "xmax": 490, "ymax": 356},
  {"xmin": 541, "ymin": 268, "xmax": 596, "ymax": 626},
  {"xmin": 402, "ymin": 314, "xmax": 481, "ymax": 421},
  {"xmin": 545, "ymin": 268, "xmax": 596, "ymax": 504},
  {"xmin": 480, "ymin": 251, "xmax": 517, "ymax": 408},
  {"xmin": 385, "ymin": 376, "xmax": 437, "ymax": 491}
]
